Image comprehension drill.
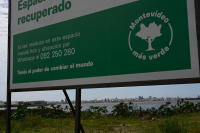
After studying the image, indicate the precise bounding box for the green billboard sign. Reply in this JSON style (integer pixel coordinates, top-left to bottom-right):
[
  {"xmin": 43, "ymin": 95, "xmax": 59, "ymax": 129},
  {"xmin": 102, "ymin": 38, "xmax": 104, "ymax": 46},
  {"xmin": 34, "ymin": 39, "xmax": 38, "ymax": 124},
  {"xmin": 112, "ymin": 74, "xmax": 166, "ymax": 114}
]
[{"xmin": 10, "ymin": 0, "xmax": 199, "ymax": 90}]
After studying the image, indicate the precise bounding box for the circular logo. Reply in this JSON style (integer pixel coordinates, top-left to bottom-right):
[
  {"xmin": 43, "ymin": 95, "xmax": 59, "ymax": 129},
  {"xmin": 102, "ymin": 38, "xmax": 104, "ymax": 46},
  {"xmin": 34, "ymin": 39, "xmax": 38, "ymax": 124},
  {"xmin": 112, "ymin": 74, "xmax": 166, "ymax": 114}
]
[{"xmin": 128, "ymin": 10, "xmax": 173, "ymax": 60}]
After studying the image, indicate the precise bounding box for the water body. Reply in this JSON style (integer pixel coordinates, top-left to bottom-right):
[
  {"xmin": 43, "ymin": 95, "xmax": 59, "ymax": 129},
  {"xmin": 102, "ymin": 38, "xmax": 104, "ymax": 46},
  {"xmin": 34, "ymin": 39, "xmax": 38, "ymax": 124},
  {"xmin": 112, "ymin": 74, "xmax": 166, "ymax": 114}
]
[
  {"xmin": 1, "ymin": 100, "xmax": 200, "ymax": 113},
  {"xmin": 60, "ymin": 100, "xmax": 200, "ymax": 113}
]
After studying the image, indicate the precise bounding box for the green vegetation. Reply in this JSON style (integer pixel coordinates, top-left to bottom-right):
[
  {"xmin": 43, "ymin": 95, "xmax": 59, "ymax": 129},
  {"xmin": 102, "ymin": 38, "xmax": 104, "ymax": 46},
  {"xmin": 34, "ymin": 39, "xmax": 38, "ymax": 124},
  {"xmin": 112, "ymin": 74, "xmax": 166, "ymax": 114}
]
[{"xmin": 0, "ymin": 99, "xmax": 200, "ymax": 133}]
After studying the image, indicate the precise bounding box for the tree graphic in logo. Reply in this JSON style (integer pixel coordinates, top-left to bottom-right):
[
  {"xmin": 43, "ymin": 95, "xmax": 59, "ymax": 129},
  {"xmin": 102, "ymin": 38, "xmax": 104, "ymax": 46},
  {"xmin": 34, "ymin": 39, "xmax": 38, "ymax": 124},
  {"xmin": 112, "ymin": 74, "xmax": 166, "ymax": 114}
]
[{"xmin": 136, "ymin": 22, "xmax": 162, "ymax": 51}]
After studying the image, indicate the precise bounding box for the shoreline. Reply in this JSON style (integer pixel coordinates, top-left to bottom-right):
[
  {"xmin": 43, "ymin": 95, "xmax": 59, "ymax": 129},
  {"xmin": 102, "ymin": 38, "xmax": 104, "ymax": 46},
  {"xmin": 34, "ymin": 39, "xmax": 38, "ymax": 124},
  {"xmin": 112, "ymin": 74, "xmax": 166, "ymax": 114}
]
[
  {"xmin": 59, "ymin": 99, "xmax": 200, "ymax": 106},
  {"xmin": 0, "ymin": 99, "xmax": 199, "ymax": 110}
]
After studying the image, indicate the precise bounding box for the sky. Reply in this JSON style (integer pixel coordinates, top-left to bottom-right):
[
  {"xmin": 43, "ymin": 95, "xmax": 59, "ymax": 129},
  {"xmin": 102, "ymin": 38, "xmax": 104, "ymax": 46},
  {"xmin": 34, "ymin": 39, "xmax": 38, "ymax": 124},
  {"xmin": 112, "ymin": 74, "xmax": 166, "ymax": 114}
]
[{"xmin": 0, "ymin": 0, "xmax": 200, "ymax": 102}]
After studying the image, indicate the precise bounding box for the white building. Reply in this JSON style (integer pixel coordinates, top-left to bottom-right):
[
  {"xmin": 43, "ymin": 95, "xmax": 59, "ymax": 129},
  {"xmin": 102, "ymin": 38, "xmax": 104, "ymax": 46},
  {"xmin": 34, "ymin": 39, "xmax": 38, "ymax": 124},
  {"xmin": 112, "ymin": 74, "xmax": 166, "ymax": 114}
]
[
  {"xmin": 12, "ymin": 101, "xmax": 19, "ymax": 105},
  {"xmin": 0, "ymin": 100, "xmax": 4, "ymax": 105},
  {"xmin": 11, "ymin": 101, "xmax": 24, "ymax": 105},
  {"xmin": 164, "ymin": 97, "xmax": 171, "ymax": 101}
]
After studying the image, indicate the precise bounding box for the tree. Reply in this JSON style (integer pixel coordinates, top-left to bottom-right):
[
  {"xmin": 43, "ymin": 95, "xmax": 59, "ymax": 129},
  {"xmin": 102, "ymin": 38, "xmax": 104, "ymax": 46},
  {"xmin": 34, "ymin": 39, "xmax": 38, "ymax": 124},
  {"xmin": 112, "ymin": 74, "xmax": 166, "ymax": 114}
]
[{"xmin": 136, "ymin": 22, "xmax": 162, "ymax": 51}]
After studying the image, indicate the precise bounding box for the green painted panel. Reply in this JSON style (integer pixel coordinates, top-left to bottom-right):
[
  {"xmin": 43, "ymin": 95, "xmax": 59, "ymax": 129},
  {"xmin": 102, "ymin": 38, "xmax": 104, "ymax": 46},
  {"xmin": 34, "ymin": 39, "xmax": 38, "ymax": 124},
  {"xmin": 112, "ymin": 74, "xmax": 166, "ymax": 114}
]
[{"xmin": 13, "ymin": 0, "xmax": 191, "ymax": 84}]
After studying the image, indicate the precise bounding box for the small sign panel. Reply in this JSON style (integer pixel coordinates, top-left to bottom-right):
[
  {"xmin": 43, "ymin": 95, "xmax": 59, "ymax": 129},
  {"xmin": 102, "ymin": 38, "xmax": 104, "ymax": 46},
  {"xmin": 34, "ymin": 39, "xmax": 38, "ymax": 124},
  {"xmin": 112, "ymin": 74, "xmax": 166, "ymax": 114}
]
[{"xmin": 10, "ymin": 0, "xmax": 199, "ymax": 90}]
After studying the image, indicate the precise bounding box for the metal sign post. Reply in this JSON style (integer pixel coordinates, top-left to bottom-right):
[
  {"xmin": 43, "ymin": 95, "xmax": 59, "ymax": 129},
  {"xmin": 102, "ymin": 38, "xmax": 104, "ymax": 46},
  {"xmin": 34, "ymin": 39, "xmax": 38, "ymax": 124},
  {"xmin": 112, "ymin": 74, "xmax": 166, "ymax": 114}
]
[
  {"xmin": 6, "ymin": 92, "xmax": 11, "ymax": 133},
  {"xmin": 6, "ymin": 0, "xmax": 11, "ymax": 132},
  {"xmin": 63, "ymin": 90, "xmax": 85, "ymax": 133},
  {"xmin": 75, "ymin": 89, "xmax": 81, "ymax": 133}
]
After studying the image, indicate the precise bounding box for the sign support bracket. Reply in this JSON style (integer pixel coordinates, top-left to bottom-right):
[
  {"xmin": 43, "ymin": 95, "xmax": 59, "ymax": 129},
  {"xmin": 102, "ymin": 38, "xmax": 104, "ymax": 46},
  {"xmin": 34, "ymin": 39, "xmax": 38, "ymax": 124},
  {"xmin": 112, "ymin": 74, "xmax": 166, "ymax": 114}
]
[{"xmin": 63, "ymin": 89, "xmax": 84, "ymax": 133}]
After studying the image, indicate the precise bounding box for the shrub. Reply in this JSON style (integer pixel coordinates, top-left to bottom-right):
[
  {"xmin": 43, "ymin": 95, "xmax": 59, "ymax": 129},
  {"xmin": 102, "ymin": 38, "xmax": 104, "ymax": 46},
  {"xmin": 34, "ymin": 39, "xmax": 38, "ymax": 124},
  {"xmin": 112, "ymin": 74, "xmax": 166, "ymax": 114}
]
[
  {"xmin": 82, "ymin": 106, "xmax": 108, "ymax": 119},
  {"xmin": 9, "ymin": 99, "xmax": 200, "ymax": 120},
  {"xmin": 36, "ymin": 105, "xmax": 52, "ymax": 118},
  {"xmin": 11, "ymin": 105, "xmax": 32, "ymax": 120},
  {"xmin": 37, "ymin": 104, "xmax": 68, "ymax": 119},
  {"xmin": 158, "ymin": 101, "xmax": 173, "ymax": 117},
  {"xmin": 112, "ymin": 102, "xmax": 135, "ymax": 117}
]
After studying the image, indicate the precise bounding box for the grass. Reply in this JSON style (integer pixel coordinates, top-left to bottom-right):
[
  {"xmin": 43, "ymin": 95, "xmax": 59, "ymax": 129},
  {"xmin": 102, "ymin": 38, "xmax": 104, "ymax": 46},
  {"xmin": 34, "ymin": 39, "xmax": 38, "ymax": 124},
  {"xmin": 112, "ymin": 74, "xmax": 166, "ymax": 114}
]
[
  {"xmin": 0, "ymin": 114, "xmax": 6, "ymax": 132},
  {"xmin": 0, "ymin": 113, "xmax": 200, "ymax": 133}
]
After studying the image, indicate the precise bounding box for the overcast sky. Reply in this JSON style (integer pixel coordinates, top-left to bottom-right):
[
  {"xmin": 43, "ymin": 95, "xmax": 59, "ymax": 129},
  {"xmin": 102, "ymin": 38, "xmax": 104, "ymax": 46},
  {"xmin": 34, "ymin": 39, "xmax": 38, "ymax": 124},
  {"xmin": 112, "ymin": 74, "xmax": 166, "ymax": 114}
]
[{"xmin": 0, "ymin": 0, "xmax": 199, "ymax": 102}]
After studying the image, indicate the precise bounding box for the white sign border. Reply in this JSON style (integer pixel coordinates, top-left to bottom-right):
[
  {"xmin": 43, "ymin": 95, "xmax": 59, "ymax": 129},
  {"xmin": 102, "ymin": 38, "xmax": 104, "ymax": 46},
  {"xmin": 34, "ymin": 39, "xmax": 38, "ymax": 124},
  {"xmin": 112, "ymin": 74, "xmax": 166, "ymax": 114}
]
[{"xmin": 10, "ymin": 0, "xmax": 199, "ymax": 89}]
